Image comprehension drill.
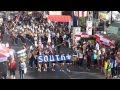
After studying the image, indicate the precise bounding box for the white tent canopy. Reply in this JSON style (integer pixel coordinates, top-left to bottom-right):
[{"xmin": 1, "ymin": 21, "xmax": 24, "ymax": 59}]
[{"xmin": 108, "ymin": 11, "xmax": 120, "ymax": 21}]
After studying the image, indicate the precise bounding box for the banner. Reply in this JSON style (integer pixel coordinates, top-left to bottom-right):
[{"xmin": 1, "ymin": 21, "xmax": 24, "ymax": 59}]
[
  {"xmin": 86, "ymin": 21, "xmax": 92, "ymax": 35},
  {"xmin": 49, "ymin": 11, "xmax": 62, "ymax": 15},
  {"xmin": 37, "ymin": 54, "xmax": 72, "ymax": 62},
  {"xmin": 72, "ymin": 27, "xmax": 81, "ymax": 34}
]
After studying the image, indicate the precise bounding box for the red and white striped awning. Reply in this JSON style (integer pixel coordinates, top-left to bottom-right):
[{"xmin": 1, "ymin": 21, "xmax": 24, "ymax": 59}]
[
  {"xmin": 74, "ymin": 11, "xmax": 88, "ymax": 17},
  {"xmin": 47, "ymin": 15, "xmax": 72, "ymax": 22},
  {"xmin": 75, "ymin": 32, "xmax": 90, "ymax": 37}
]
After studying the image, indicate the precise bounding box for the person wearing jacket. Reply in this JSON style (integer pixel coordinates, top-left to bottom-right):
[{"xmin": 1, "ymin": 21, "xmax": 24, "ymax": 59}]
[
  {"xmin": 19, "ymin": 59, "xmax": 27, "ymax": 79},
  {"xmin": 0, "ymin": 61, "xmax": 8, "ymax": 79},
  {"xmin": 8, "ymin": 58, "xmax": 17, "ymax": 79}
]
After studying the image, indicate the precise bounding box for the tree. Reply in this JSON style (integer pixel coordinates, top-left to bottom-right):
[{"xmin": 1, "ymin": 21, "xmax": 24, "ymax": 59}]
[
  {"xmin": 78, "ymin": 17, "xmax": 87, "ymax": 26},
  {"xmin": 78, "ymin": 17, "xmax": 87, "ymax": 32}
]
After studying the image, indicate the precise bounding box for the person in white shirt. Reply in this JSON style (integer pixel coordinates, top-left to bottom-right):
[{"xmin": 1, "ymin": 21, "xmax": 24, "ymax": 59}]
[
  {"xmin": 51, "ymin": 31, "xmax": 55, "ymax": 39},
  {"xmin": 19, "ymin": 60, "xmax": 27, "ymax": 79},
  {"xmin": 102, "ymin": 48, "xmax": 106, "ymax": 54},
  {"xmin": 95, "ymin": 42, "xmax": 100, "ymax": 51},
  {"xmin": 56, "ymin": 32, "xmax": 59, "ymax": 38},
  {"xmin": 78, "ymin": 50, "xmax": 84, "ymax": 66}
]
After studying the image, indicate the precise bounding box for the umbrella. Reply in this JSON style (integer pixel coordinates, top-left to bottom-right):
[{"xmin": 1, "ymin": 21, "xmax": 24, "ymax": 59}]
[
  {"xmin": 95, "ymin": 34, "xmax": 115, "ymax": 48},
  {"xmin": 75, "ymin": 32, "xmax": 90, "ymax": 37},
  {"xmin": 94, "ymin": 34, "xmax": 103, "ymax": 41}
]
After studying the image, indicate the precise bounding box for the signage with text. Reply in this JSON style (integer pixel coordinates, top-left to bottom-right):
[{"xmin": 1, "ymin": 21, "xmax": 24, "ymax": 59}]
[{"xmin": 37, "ymin": 54, "xmax": 72, "ymax": 62}]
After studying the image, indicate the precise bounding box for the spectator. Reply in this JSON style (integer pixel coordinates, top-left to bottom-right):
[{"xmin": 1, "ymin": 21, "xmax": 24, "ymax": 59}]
[
  {"xmin": 78, "ymin": 50, "xmax": 84, "ymax": 67},
  {"xmin": 0, "ymin": 61, "xmax": 8, "ymax": 79},
  {"xmin": 91, "ymin": 51, "xmax": 98, "ymax": 69},
  {"xmin": 8, "ymin": 58, "xmax": 17, "ymax": 79},
  {"xmin": 19, "ymin": 59, "xmax": 27, "ymax": 79}
]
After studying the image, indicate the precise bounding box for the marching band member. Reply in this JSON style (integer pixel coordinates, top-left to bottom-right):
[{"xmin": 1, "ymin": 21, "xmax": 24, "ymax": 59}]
[
  {"xmin": 37, "ymin": 49, "xmax": 43, "ymax": 72},
  {"xmin": 49, "ymin": 43, "xmax": 56, "ymax": 71},
  {"xmin": 66, "ymin": 53, "xmax": 72, "ymax": 72},
  {"xmin": 59, "ymin": 52, "xmax": 65, "ymax": 72},
  {"xmin": 43, "ymin": 49, "xmax": 49, "ymax": 71}
]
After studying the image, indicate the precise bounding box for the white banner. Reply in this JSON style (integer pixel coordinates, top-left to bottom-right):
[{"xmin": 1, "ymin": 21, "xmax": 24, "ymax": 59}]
[
  {"xmin": 72, "ymin": 27, "xmax": 81, "ymax": 34},
  {"xmin": 49, "ymin": 11, "xmax": 62, "ymax": 15},
  {"xmin": 86, "ymin": 21, "xmax": 92, "ymax": 35}
]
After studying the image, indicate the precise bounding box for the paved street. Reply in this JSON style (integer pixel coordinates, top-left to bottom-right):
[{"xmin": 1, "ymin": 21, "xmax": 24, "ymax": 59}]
[{"xmin": 3, "ymin": 34, "xmax": 105, "ymax": 79}]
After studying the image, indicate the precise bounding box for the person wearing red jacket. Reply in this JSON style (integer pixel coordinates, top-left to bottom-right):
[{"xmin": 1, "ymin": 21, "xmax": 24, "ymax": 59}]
[{"xmin": 8, "ymin": 58, "xmax": 17, "ymax": 79}]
